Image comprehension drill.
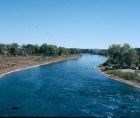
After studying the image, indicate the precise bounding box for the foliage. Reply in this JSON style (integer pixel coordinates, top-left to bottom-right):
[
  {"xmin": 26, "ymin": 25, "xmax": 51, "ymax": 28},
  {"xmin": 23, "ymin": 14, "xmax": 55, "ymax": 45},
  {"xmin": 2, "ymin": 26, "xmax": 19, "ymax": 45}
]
[
  {"xmin": 106, "ymin": 70, "xmax": 139, "ymax": 81},
  {"xmin": 135, "ymin": 48, "xmax": 140, "ymax": 68},
  {"xmin": 58, "ymin": 47, "xmax": 69, "ymax": 56},
  {"xmin": 0, "ymin": 42, "xmax": 108, "ymax": 57},
  {"xmin": 106, "ymin": 44, "xmax": 139, "ymax": 69},
  {"xmin": 45, "ymin": 45, "xmax": 58, "ymax": 56},
  {"xmin": 0, "ymin": 43, "xmax": 6, "ymax": 55},
  {"xmin": 7, "ymin": 43, "xmax": 20, "ymax": 56},
  {"xmin": 0, "ymin": 43, "xmax": 80, "ymax": 57},
  {"xmin": 69, "ymin": 48, "xmax": 81, "ymax": 55},
  {"xmin": 81, "ymin": 49, "xmax": 107, "ymax": 55},
  {"xmin": 40, "ymin": 43, "xmax": 48, "ymax": 56}
]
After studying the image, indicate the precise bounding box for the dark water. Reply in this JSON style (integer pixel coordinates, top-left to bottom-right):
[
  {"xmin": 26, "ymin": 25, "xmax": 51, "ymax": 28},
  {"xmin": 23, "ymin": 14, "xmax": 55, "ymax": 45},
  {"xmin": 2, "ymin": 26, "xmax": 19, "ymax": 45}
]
[{"xmin": 0, "ymin": 55, "xmax": 140, "ymax": 117}]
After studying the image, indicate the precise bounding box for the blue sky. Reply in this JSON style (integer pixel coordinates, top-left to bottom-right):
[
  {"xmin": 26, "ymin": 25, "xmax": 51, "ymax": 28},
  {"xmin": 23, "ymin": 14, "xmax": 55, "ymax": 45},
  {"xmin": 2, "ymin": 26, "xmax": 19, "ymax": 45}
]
[{"xmin": 0, "ymin": 0, "xmax": 140, "ymax": 49}]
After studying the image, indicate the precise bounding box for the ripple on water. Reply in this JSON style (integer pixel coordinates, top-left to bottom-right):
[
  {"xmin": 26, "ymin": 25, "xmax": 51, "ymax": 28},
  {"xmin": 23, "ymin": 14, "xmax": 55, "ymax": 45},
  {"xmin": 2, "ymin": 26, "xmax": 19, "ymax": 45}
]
[{"xmin": 0, "ymin": 55, "xmax": 140, "ymax": 117}]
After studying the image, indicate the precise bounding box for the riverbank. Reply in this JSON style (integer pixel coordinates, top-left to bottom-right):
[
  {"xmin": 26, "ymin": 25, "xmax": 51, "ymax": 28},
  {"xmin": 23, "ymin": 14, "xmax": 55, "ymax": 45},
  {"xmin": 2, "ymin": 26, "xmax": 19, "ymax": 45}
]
[
  {"xmin": 0, "ymin": 55, "xmax": 81, "ymax": 78},
  {"xmin": 98, "ymin": 67, "xmax": 140, "ymax": 89}
]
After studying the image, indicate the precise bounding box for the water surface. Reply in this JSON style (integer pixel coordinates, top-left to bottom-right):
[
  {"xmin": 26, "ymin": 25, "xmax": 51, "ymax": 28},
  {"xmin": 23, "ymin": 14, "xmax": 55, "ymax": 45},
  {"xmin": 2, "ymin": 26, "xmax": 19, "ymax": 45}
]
[{"xmin": 0, "ymin": 55, "xmax": 140, "ymax": 117}]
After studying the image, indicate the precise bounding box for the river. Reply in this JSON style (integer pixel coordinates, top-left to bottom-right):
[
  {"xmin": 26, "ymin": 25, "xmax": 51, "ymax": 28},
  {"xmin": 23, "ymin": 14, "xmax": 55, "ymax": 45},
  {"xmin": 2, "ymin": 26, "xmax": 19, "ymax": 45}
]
[{"xmin": 0, "ymin": 55, "xmax": 140, "ymax": 117}]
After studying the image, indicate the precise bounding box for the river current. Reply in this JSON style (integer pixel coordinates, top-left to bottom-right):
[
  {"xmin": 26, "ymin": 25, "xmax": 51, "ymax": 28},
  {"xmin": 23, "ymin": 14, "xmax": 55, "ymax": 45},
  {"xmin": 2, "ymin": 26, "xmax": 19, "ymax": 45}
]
[{"xmin": 0, "ymin": 55, "xmax": 140, "ymax": 117}]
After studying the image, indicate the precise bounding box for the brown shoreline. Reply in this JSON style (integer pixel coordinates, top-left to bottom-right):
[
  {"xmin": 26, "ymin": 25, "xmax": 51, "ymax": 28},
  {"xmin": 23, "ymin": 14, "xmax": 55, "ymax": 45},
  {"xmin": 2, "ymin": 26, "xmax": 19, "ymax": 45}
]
[
  {"xmin": 98, "ymin": 67, "xmax": 140, "ymax": 89},
  {"xmin": 0, "ymin": 55, "xmax": 80, "ymax": 78}
]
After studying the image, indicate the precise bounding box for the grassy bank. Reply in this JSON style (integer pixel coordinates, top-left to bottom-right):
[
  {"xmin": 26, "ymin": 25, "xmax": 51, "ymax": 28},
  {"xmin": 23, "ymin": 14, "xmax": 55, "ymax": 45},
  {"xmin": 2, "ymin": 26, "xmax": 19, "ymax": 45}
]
[
  {"xmin": 99, "ymin": 66, "xmax": 140, "ymax": 88},
  {"xmin": 106, "ymin": 70, "xmax": 140, "ymax": 82},
  {"xmin": 0, "ymin": 55, "xmax": 81, "ymax": 76}
]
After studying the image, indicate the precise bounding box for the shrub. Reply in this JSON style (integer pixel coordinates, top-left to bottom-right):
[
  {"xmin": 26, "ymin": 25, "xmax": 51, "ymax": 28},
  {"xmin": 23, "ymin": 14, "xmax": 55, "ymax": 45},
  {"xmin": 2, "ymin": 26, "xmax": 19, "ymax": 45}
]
[{"xmin": 106, "ymin": 70, "xmax": 138, "ymax": 81}]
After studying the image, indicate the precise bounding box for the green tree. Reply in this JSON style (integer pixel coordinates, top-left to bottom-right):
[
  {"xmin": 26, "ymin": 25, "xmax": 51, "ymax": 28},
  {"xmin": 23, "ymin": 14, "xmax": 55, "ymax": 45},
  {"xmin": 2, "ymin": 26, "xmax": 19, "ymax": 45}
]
[
  {"xmin": 69, "ymin": 48, "xmax": 81, "ymax": 54},
  {"xmin": 33, "ymin": 45, "xmax": 40, "ymax": 55},
  {"xmin": 107, "ymin": 43, "xmax": 139, "ymax": 69},
  {"xmin": 26, "ymin": 44, "xmax": 36, "ymax": 55},
  {"xmin": 125, "ymin": 49, "xmax": 137, "ymax": 68},
  {"xmin": 8, "ymin": 43, "xmax": 20, "ymax": 56},
  {"xmin": 0, "ymin": 44, "xmax": 6, "ymax": 55},
  {"xmin": 40, "ymin": 43, "xmax": 48, "ymax": 56},
  {"xmin": 108, "ymin": 44, "xmax": 121, "ymax": 64},
  {"xmin": 46, "ymin": 45, "xmax": 58, "ymax": 56},
  {"xmin": 136, "ymin": 48, "xmax": 140, "ymax": 67},
  {"xmin": 58, "ymin": 47, "xmax": 69, "ymax": 56}
]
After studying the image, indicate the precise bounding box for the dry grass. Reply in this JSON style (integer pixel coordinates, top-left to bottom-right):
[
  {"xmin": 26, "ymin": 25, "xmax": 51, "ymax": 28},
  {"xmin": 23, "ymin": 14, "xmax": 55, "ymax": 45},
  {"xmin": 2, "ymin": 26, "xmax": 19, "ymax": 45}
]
[{"xmin": 0, "ymin": 55, "xmax": 80, "ymax": 75}]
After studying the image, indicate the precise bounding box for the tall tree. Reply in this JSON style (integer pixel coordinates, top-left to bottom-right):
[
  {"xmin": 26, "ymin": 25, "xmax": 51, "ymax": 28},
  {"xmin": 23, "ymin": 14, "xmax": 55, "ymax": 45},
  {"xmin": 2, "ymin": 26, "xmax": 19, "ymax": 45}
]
[
  {"xmin": 40, "ymin": 43, "xmax": 48, "ymax": 56},
  {"xmin": 108, "ymin": 44, "xmax": 121, "ymax": 64},
  {"xmin": 46, "ymin": 45, "xmax": 58, "ymax": 56},
  {"xmin": 58, "ymin": 47, "xmax": 69, "ymax": 56},
  {"xmin": 26, "ymin": 44, "xmax": 36, "ymax": 55},
  {"xmin": 0, "ymin": 44, "xmax": 5, "ymax": 55},
  {"xmin": 107, "ymin": 43, "xmax": 139, "ymax": 69},
  {"xmin": 8, "ymin": 43, "xmax": 20, "ymax": 56}
]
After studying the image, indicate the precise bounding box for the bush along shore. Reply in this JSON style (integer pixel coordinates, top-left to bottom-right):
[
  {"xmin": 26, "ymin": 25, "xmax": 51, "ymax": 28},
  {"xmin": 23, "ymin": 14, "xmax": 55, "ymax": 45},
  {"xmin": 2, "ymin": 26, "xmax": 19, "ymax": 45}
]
[{"xmin": 99, "ymin": 43, "xmax": 140, "ymax": 88}]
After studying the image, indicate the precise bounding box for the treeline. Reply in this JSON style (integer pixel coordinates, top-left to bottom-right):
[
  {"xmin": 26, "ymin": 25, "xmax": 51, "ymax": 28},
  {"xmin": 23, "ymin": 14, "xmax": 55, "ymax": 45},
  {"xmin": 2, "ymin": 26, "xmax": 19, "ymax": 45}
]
[
  {"xmin": 81, "ymin": 49, "xmax": 107, "ymax": 55},
  {"xmin": 0, "ymin": 43, "xmax": 107, "ymax": 57},
  {"xmin": 103, "ymin": 44, "xmax": 140, "ymax": 69},
  {"xmin": 0, "ymin": 43, "xmax": 73, "ymax": 56}
]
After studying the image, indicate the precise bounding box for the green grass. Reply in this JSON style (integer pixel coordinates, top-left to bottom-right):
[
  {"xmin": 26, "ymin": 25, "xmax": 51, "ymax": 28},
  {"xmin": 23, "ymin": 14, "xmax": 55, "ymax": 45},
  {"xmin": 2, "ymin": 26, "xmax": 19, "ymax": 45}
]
[{"xmin": 106, "ymin": 70, "xmax": 139, "ymax": 81}]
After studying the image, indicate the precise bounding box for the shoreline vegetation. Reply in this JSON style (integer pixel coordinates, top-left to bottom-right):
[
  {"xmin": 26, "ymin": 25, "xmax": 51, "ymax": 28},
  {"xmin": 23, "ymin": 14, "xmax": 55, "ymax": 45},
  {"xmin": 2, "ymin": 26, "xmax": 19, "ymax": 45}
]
[
  {"xmin": 0, "ymin": 43, "xmax": 106, "ymax": 78},
  {"xmin": 0, "ymin": 43, "xmax": 140, "ymax": 89},
  {"xmin": 98, "ymin": 67, "xmax": 140, "ymax": 89},
  {"xmin": 99, "ymin": 43, "xmax": 140, "ymax": 88},
  {"xmin": 0, "ymin": 55, "xmax": 81, "ymax": 78}
]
